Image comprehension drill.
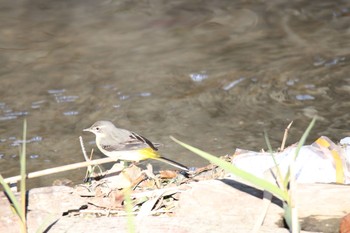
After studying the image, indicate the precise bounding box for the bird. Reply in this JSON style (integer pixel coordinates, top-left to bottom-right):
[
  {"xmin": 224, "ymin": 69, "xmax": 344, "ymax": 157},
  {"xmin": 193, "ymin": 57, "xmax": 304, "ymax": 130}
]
[{"xmin": 83, "ymin": 121, "xmax": 189, "ymax": 171}]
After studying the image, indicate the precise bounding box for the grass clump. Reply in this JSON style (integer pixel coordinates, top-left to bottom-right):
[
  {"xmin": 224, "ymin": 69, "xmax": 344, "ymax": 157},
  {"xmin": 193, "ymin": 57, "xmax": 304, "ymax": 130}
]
[
  {"xmin": 0, "ymin": 119, "xmax": 28, "ymax": 233},
  {"xmin": 171, "ymin": 117, "xmax": 317, "ymax": 233}
]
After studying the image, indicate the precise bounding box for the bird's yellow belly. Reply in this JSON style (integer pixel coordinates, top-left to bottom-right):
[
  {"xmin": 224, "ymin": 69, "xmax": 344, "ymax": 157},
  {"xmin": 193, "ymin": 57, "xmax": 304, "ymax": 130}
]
[{"xmin": 102, "ymin": 148, "xmax": 159, "ymax": 162}]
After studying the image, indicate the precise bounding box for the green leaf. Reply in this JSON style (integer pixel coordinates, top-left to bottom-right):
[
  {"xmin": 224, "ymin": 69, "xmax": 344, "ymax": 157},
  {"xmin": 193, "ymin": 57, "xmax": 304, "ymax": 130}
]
[
  {"xmin": 283, "ymin": 202, "xmax": 300, "ymax": 232},
  {"xmin": 283, "ymin": 202, "xmax": 292, "ymax": 229},
  {"xmin": 284, "ymin": 117, "xmax": 316, "ymax": 182},
  {"xmin": 170, "ymin": 136, "xmax": 288, "ymax": 201},
  {"xmin": 20, "ymin": 119, "xmax": 27, "ymax": 228},
  {"xmin": 0, "ymin": 174, "xmax": 23, "ymax": 221},
  {"xmin": 294, "ymin": 117, "xmax": 316, "ymax": 161},
  {"xmin": 124, "ymin": 188, "xmax": 136, "ymax": 233},
  {"xmin": 264, "ymin": 131, "xmax": 285, "ymax": 190}
]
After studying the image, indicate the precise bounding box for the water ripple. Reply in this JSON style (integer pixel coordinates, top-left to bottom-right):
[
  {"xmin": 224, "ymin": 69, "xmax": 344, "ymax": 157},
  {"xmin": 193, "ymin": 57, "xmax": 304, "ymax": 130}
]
[
  {"xmin": 31, "ymin": 100, "xmax": 46, "ymax": 109},
  {"xmin": 222, "ymin": 77, "xmax": 245, "ymax": 91},
  {"xmin": 48, "ymin": 89, "xmax": 66, "ymax": 94},
  {"xmin": 313, "ymin": 56, "xmax": 346, "ymax": 67},
  {"xmin": 139, "ymin": 92, "xmax": 152, "ymax": 97},
  {"xmin": 63, "ymin": 111, "xmax": 79, "ymax": 116},
  {"xmin": 190, "ymin": 72, "xmax": 208, "ymax": 82},
  {"xmin": 0, "ymin": 115, "xmax": 18, "ymax": 121},
  {"xmin": 29, "ymin": 154, "xmax": 39, "ymax": 159},
  {"xmin": 296, "ymin": 94, "xmax": 315, "ymax": 101},
  {"xmin": 55, "ymin": 95, "xmax": 79, "ymax": 103},
  {"xmin": 9, "ymin": 136, "xmax": 43, "ymax": 147},
  {"xmin": 48, "ymin": 89, "xmax": 79, "ymax": 103},
  {"xmin": 0, "ymin": 111, "xmax": 29, "ymax": 121}
]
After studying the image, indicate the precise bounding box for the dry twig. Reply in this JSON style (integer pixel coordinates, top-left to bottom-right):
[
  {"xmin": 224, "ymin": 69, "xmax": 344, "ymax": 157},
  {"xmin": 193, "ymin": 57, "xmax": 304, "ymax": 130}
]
[{"xmin": 280, "ymin": 121, "xmax": 293, "ymax": 151}]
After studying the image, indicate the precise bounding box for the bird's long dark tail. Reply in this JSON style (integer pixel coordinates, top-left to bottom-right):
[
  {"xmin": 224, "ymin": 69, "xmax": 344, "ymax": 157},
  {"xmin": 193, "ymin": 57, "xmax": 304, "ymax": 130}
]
[{"xmin": 154, "ymin": 156, "xmax": 189, "ymax": 171}]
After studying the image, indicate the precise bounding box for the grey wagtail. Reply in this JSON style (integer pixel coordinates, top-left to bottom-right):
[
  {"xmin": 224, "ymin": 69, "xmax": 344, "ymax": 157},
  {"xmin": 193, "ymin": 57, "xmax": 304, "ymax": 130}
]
[{"xmin": 83, "ymin": 121, "xmax": 189, "ymax": 171}]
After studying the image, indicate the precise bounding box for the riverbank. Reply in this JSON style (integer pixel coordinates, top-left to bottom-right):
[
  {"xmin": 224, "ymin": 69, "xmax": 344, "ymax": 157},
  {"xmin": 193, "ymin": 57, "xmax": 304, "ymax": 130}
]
[{"xmin": 1, "ymin": 161, "xmax": 349, "ymax": 233}]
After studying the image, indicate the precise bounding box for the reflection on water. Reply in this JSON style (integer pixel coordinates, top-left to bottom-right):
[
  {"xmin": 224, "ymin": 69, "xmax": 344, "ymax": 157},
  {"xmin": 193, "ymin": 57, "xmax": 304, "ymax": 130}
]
[{"xmin": 0, "ymin": 0, "xmax": 350, "ymax": 187}]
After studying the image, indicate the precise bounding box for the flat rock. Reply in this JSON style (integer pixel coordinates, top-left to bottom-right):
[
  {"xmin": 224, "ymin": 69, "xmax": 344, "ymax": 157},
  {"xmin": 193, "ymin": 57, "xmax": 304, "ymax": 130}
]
[
  {"xmin": 50, "ymin": 216, "xmax": 290, "ymax": 233},
  {"xmin": 1, "ymin": 180, "xmax": 349, "ymax": 232},
  {"xmin": 177, "ymin": 179, "xmax": 349, "ymax": 232},
  {"xmin": 0, "ymin": 186, "xmax": 86, "ymax": 233},
  {"xmin": 177, "ymin": 179, "xmax": 285, "ymax": 231}
]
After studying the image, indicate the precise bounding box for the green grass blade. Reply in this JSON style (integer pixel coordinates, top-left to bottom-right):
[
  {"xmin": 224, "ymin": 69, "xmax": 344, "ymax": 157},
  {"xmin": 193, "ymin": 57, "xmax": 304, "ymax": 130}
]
[
  {"xmin": 264, "ymin": 131, "xmax": 285, "ymax": 190},
  {"xmin": 284, "ymin": 117, "xmax": 316, "ymax": 182},
  {"xmin": 170, "ymin": 136, "xmax": 288, "ymax": 201},
  {"xmin": 283, "ymin": 202, "xmax": 300, "ymax": 232},
  {"xmin": 283, "ymin": 170, "xmax": 290, "ymax": 190},
  {"xmin": 20, "ymin": 119, "xmax": 27, "ymax": 230},
  {"xmin": 0, "ymin": 174, "xmax": 23, "ymax": 219},
  {"xmin": 124, "ymin": 188, "xmax": 135, "ymax": 233},
  {"xmin": 294, "ymin": 117, "xmax": 316, "ymax": 160},
  {"xmin": 283, "ymin": 202, "xmax": 292, "ymax": 229}
]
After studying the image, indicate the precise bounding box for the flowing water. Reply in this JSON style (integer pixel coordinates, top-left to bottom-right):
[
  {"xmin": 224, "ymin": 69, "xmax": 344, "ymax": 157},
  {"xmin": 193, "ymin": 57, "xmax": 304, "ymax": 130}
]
[{"xmin": 1, "ymin": 0, "xmax": 350, "ymax": 187}]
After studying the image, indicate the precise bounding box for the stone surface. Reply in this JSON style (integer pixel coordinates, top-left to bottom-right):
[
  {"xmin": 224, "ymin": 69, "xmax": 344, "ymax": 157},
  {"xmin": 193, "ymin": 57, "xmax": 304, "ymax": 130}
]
[
  {"xmin": 0, "ymin": 186, "xmax": 86, "ymax": 233},
  {"xmin": 50, "ymin": 216, "xmax": 290, "ymax": 233},
  {"xmin": 1, "ymin": 180, "xmax": 349, "ymax": 232},
  {"xmin": 177, "ymin": 179, "xmax": 284, "ymax": 231},
  {"xmin": 177, "ymin": 179, "xmax": 349, "ymax": 233}
]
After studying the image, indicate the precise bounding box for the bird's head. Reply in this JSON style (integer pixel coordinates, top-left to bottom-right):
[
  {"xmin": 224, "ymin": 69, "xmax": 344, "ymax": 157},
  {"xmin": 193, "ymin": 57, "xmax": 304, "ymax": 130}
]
[{"xmin": 83, "ymin": 121, "xmax": 115, "ymax": 138}]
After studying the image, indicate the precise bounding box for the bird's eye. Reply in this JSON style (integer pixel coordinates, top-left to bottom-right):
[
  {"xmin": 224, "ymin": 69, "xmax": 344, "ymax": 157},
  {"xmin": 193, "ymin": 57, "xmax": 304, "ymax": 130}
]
[{"xmin": 95, "ymin": 127, "xmax": 100, "ymax": 131}]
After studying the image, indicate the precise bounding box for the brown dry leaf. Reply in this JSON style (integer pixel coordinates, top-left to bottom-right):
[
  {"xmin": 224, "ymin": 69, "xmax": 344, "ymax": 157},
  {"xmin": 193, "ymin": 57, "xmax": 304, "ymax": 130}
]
[
  {"xmin": 102, "ymin": 173, "xmax": 131, "ymax": 189},
  {"xmin": 195, "ymin": 164, "xmax": 217, "ymax": 174},
  {"xmin": 95, "ymin": 186, "xmax": 105, "ymax": 197},
  {"xmin": 123, "ymin": 164, "xmax": 143, "ymax": 180},
  {"xmin": 139, "ymin": 178, "xmax": 157, "ymax": 189},
  {"xmin": 88, "ymin": 190, "xmax": 125, "ymax": 210},
  {"xmin": 109, "ymin": 190, "xmax": 125, "ymax": 209},
  {"xmin": 109, "ymin": 162, "xmax": 125, "ymax": 173},
  {"xmin": 145, "ymin": 163, "xmax": 155, "ymax": 177},
  {"xmin": 102, "ymin": 165, "xmax": 142, "ymax": 189},
  {"xmin": 144, "ymin": 164, "xmax": 161, "ymax": 188},
  {"xmin": 137, "ymin": 190, "xmax": 166, "ymax": 217},
  {"xmin": 159, "ymin": 170, "xmax": 178, "ymax": 179},
  {"xmin": 130, "ymin": 173, "xmax": 147, "ymax": 188},
  {"xmin": 87, "ymin": 164, "xmax": 147, "ymax": 191}
]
